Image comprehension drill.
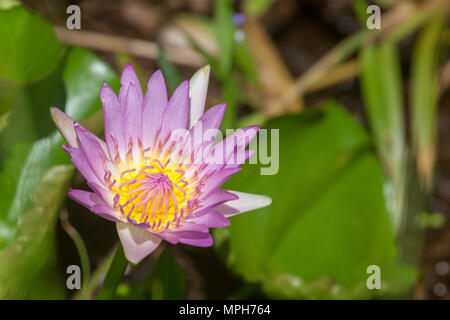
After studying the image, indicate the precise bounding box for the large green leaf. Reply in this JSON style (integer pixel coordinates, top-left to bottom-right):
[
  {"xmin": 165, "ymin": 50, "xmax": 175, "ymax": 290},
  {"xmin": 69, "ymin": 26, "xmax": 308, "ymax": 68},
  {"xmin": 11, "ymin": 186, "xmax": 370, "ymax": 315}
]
[
  {"xmin": 0, "ymin": 165, "xmax": 73, "ymax": 299},
  {"xmin": 222, "ymin": 101, "xmax": 415, "ymax": 299},
  {"xmin": 0, "ymin": 6, "xmax": 61, "ymax": 82},
  {"xmin": 63, "ymin": 47, "xmax": 120, "ymax": 121}
]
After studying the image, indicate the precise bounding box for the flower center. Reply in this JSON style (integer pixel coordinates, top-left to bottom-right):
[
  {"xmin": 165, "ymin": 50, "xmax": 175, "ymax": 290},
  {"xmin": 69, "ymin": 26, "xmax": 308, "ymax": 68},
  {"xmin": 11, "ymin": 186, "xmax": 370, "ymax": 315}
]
[{"xmin": 109, "ymin": 159, "xmax": 196, "ymax": 231}]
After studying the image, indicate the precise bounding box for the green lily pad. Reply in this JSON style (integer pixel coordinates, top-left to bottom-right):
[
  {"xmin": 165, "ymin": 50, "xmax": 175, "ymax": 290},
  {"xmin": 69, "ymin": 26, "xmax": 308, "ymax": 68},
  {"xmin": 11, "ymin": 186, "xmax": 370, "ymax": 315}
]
[{"xmin": 223, "ymin": 101, "xmax": 416, "ymax": 299}]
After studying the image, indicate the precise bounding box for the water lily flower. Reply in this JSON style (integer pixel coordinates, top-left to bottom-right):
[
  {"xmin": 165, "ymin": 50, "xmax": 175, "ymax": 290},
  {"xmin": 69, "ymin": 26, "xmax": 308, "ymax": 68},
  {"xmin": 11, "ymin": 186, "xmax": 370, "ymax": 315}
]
[{"xmin": 51, "ymin": 64, "xmax": 271, "ymax": 264}]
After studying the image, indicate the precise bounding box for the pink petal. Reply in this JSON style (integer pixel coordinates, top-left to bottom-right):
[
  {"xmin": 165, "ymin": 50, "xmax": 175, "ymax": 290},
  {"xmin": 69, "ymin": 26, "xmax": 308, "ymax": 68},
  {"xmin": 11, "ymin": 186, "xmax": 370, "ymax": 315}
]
[
  {"xmin": 123, "ymin": 82, "xmax": 143, "ymax": 146},
  {"xmin": 116, "ymin": 222, "xmax": 161, "ymax": 264},
  {"xmin": 192, "ymin": 189, "xmax": 238, "ymax": 217},
  {"xmin": 186, "ymin": 103, "xmax": 226, "ymax": 158},
  {"xmin": 189, "ymin": 210, "xmax": 230, "ymax": 228},
  {"xmin": 142, "ymin": 70, "xmax": 168, "ymax": 149},
  {"xmin": 75, "ymin": 124, "xmax": 108, "ymax": 184},
  {"xmin": 118, "ymin": 63, "xmax": 143, "ymax": 104},
  {"xmin": 101, "ymin": 82, "xmax": 126, "ymax": 160},
  {"xmin": 159, "ymin": 80, "xmax": 190, "ymax": 141},
  {"xmin": 63, "ymin": 145, "xmax": 103, "ymax": 186},
  {"xmin": 68, "ymin": 189, "xmax": 122, "ymax": 222},
  {"xmin": 173, "ymin": 222, "xmax": 210, "ymax": 233},
  {"xmin": 177, "ymin": 231, "xmax": 213, "ymax": 247},
  {"xmin": 207, "ymin": 126, "xmax": 259, "ymax": 165},
  {"xmin": 91, "ymin": 204, "xmax": 123, "ymax": 222},
  {"xmin": 87, "ymin": 181, "xmax": 115, "ymax": 207},
  {"xmin": 200, "ymin": 167, "xmax": 242, "ymax": 197},
  {"xmin": 161, "ymin": 230, "xmax": 213, "ymax": 247},
  {"xmin": 67, "ymin": 189, "xmax": 97, "ymax": 208}
]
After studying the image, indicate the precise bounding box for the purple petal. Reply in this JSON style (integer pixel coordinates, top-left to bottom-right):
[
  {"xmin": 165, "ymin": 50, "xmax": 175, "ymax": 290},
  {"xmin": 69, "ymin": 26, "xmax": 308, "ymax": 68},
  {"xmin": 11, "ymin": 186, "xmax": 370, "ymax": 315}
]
[
  {"xmin": 116, "ymin": 222, "xmax": 161, "ymax": 264},
  {"xmin": 122, "ymin": 82, "xmax": 143, "ymax": 165},
  {"xmin": 118, "ymin": 63, "xmax": 143, "ymax": 104},
  {"xmin": 226, "ymin": 149, "xmax": 255, "ymax": 169},
  {"xmin": 68, "ymin": 189, "xmax": 122, "ymax": 222},
  {"xmin": 67, "ymin": 189, "xmax": 97, "ymax": 208},
  {"xmin": 192, "ymin": 189, "xmax": 238, "ymax": 217},
  {"xmin": 207, "ymin": 126, "xmax": 259, "ymax": 165},
  {"xmin": 189, "ymin": 210, "xmax": 230, "ymax": 228},
  {"xmin": 161, "ymin": 230, "xmax": 213, "ymax": 247},
  {"xmin": 159, "ymin": 80, "xmax": 190, "ymax": 141},
  {"xmin": 142, "ymin": 70, "xmax": 168, "ymax": 149},
  {"xmin": 101, "ymin": 82, "xmax": 126, "ymax": 160},
  {"xmin": 187, "ymin": 103, "xmax": 226, "ymax": 156},
  {"xmin": 91, "ymin": 204, "xmax": 123, "ymax": 222},
  {"xmin": 87, "ymin": 181, "xmax": 114, "ymax": 207},
  {"xmin": 63, "ymin": 145, "xmax": 103, "ymax": 186},
  {"xmin": 172, "ymin": 222, "xmax": 210, "ymax": 233},
  {"xmin": 176, "ymin": 231, "xmax": 213, "ymax": 247},
  {"xmin": 75, "ymin": 125, "xmax": 108, "ymax": 184},
  {"xmin": 200, "ymin": 167, "xmax": 242, "ymax": 197}
]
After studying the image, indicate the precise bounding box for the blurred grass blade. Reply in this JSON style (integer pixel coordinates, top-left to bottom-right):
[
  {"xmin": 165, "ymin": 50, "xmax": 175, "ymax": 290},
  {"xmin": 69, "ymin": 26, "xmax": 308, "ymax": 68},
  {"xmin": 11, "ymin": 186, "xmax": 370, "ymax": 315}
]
[
  {"xmin": 60, "ymin": 209, "xmax": 91, "ymax": 293},
  {"xmin": 157, "ymin": 49, "xmax": 182, "ymax": 94},
  {"xmin": 73, "ymin": 246, "xmax": 117, "ymax": 300},
  {"xmin": 144, "ymin": 249, "xmax": 186, "ymax": 299},
  {"xmin": 359, "ymin": 42, "xmax": 406, "ymax": 232},
  {"xmin": 220, "ymin": 77, "xmax": 240, "ymax": 130},
  {"xmin": 410, "ymin": 17, "xmax": 444, "ymax": 190},
  {"xmin": 234, "ymin": 38, "xmax": 259, "ymax": 85},
  {"xmin": 214, "ymin": 0, "xmax": 234, "ymax": 76},
  {"xmin": 243, "ymin": 0, "xmax": 274, "ymax": 17},
  {"xmin": 96, "ymin": 245, "xmax": 129, "ymax": 300}
]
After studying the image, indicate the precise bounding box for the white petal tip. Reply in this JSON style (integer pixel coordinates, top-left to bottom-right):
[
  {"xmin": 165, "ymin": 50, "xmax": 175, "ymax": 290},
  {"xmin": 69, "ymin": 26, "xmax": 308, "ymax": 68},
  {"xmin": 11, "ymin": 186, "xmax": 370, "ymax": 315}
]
[
  {"xmin": 116, "ymin": 223, "xmax": 161, "ymax": 264},
  {"xmin": 202, "ymin": 64, "xmax": 210, "ymax": 75},
  {"xmin": 217, "ymin": 191, "xmax": 272, "ymax": 218}
]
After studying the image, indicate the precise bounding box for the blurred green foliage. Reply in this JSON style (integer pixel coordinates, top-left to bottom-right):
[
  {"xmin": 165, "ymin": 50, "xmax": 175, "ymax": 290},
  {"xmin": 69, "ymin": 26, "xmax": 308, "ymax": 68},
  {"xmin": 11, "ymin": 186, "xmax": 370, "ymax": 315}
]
[
  {"xmin": 411, "ymin": 17, "xmax": 445, "ymax": 188},
  {"xmin": 0, "ymin": 5, "xmax": 120, "ymax": 298},
  {"xmin": 143, "ymin": 249, "xmax": 186, "ymax": 300},
  {"xmin": 223, "ymin": 101, "xmax": 416, "ymax": 298},
  {"xmin": 0, "ymin": 165, "xmax": 73, "ymax": 298},
  {"xmin": 0, "ymin": 6, "xmax": 60, "ymax": 82},
  {"xmin": 359, "ymin": 42, "xmax": 406, "ymax": 232},
  {"xmin": 0, "ymin": 2, "xmax": 446, "ymax": 300}
]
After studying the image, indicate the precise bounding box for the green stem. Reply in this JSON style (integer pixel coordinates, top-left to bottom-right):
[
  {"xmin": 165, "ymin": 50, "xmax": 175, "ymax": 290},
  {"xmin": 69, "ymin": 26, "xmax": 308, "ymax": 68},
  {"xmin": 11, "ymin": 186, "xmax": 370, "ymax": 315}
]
[{"xmin": 96, "ymin": 244, "xmax": 128, "ymax": 300}]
